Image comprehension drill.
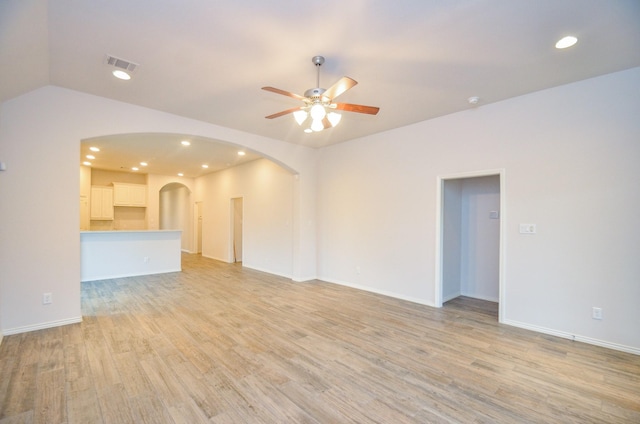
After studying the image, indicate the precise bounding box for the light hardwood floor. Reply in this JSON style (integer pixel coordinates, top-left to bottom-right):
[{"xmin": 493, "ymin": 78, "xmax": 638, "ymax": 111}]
[{"xmin": 0, "ymin": 254, "xmax": 638, "ymax": 423}]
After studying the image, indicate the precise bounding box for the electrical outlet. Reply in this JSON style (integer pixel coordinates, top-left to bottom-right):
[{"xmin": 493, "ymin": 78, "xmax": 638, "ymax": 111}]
[
  {"xmin": 592, "ymin": 307, "xmax": 603, "ymax": 320},
  {"xmin": 43, "ymin": 292, "xmax": 52, "ymax": 305}
]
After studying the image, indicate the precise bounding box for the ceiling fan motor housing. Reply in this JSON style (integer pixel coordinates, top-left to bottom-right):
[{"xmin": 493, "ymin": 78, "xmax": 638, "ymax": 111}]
[{"xmin": 304, "ymin": 87, "xmax": 328, "ymax": 102}]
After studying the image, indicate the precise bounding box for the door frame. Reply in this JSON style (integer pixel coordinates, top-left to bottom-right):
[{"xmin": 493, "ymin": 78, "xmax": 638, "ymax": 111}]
[{"xmin": 435, "ymin": 168, "xmax": 506, "ymax": 322}]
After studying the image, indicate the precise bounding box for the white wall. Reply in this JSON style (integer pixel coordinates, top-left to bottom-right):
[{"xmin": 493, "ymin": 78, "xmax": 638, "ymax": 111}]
[
  {"xmin": 196, "ymin": 158, "xmax": 294, "ymax": 278},
  {"xmin": 1, "ymin": 69, "xmax": 638, "ymax": 353},
  {"xmin": 318, "ymin": 67, "xmax": 640, "ymax": 353},
  {"xmin": 0, "ymin": 86, "xmax": 316, "ymax": 334}
]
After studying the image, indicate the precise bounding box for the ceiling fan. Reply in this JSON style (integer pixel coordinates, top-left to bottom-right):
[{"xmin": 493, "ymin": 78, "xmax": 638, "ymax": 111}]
[{"xmin": 262, "ymin": 56, "xmax": 380, "ymax": 133}]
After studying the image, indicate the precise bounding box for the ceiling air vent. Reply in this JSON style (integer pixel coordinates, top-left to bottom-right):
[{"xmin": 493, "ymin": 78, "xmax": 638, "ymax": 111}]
[{"xmin": 104, "ymin": 55, "xmax": 138, "ymax": 72}]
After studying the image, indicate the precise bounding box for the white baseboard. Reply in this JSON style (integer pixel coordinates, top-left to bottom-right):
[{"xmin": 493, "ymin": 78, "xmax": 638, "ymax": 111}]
[
  {"xmin": 318, "ymin": 276, "xmax": 435, "ymax": 307},
  {"xmin": 460, "ymin": 292, "xmax": 499, "ymax": 303},
  {"xmin": 443, "ymin": 291, "xmax": 462, "ymax": 302},
  {"xmin": 503, "ymin": 319, "xmax": 640, "ymax": 356},
  {"xmin": 241, "ymin": 263, "xmax": 292, "ymax": 280},
  {"xmin": 201, "ymin": 254, "xmax": 228, "ymax": 263},
  {"xmin": 81, "ymin": 267, "xmax": 181, "ymax": 282},
  {"xmin": 3, "ymin": 316, "xmax": 83, "ymax": 336},
  {"xmin": 292, "ymin": 275, "xmax": 317, "ymax": 283}
]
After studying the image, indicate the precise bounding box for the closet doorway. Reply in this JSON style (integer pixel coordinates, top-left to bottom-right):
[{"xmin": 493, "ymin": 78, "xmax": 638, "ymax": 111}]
[{"xmin": 436, "ymin": 170, "xmax": 505, "ymax": 321}]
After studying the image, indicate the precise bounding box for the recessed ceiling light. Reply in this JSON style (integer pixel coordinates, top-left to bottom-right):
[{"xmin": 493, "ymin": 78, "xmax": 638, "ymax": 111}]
[
  {"xmin": 83, "ymin": 161, "xmax": 92, "ymax": 166},
  {"xmin": 304, "ymin": 128, "xmax": 313, "ymax": 134},
  {"xmin": 555, "ymin": 36, "xmax": 578, "ymax": 49},
  {"xmin": 238, "ymin": 151, "xmax": 246, "ymax": 156},
  {"xmin": 86, "ymin": 154, "xmax": 95, "ymax": 159},
  {"xmin": 112, "ymin": 70, "xmax": 131, "ymax": 80},
  {"xmin": 178, "ymin": 173, "xmax": 184, "ymax": 177},
  {"xmin": 132, "ymin": 167, "xmax": 139, "ymax": 171},
  {"xmin": 201, "ymin": 164, "xmax": 209, "ymax": 169},
  {"xmin": 90, "ymin": 147, "xmax": 100, "ymax": 152},
  {"xmin": 181, "ymin": 140, "xmax": 191, "ymax": 146},
  {"xmin": 140, "ymin": 162, "xmax": 148, "ymax": 166}
]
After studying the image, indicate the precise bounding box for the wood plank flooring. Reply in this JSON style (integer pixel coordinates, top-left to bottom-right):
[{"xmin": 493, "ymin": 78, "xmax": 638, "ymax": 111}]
[{"xmin": 1, "ymin": 253, "xmax": 639, "ymax": 423}]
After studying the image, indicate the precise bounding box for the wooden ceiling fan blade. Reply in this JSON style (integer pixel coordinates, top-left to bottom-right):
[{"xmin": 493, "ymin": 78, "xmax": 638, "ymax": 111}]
[
  {"xmin": 265, "ymin": 107, "xmax": 303, "ymax": 119},
  {"xmin": 333, "ymin": 103, "xmax": 380, "ymax": 115},
  {"xmin": 323, "ymin": 77, "xmax": 357, "ymax": 100},
  {"xmin": 262, "ymin": 86, "xmax": 306, "ymax": 101}
]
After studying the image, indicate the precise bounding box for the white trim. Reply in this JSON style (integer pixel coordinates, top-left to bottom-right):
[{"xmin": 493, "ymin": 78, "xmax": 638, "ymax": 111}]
[
  {"xmin": 319, "ymin": 277, "xmax": 435, "ymax": 307},
  {"xmin": 241, "ymin": 263, "xmax": 292, "ymax": 280},
  {"xmin": 442, "ymin": 291, "xmax": 461, "ymax": 303},
  {"xmin": 435, "ymin": 169, "xmax": 506, "ymax": 323},
  {"xmin": 504, "ymin": 319, "xmax": 640, "ymax": 356},
  {"xmin": 3, "ymin": 316, "xmax": 83, "ymax": 336},
  {"xmin": 291, "ymin": 275, "xmax": 317, "ymax": 283},
  {"xmin": 81, "ymin": 268, "xmax": 181, "ymax": 282},
  {"xmin": 460, "ymin": 292, "xmax": 499, "ymax": 303},
  {"xmin": 201, "ymin": 253, "xmax": 228, "ymax": 263}
]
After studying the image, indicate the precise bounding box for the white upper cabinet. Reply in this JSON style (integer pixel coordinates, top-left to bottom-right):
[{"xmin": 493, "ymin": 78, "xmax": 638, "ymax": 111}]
[
  {"xmin": 113, "ymin": 183, "xmax": 147, "ymax": 207},
  {"xmin": 90, "ymin": 186, "xmax": 114, "ymax": 220}
]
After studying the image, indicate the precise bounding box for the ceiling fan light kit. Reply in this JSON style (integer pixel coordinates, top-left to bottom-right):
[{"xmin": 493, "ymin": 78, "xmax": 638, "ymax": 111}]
[{"xmin": 263, "ymin": 56, "xmax": 379, "ymax": 133}]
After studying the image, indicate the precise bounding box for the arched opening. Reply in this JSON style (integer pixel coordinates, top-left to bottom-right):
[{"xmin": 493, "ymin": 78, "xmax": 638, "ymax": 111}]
[
  {"xmin": 79, "ymin": 132, "xmax": 300, "ymax": 278},
  {"xmin": 160, "ymin": 182, "xmax": 192, "ymax": 252}
]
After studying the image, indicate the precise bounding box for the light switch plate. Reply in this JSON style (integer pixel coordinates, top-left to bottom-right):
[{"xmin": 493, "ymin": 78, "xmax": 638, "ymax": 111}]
[{"xmin": 519, "ymin": 224, "xmax": 536, "ymax": 234}]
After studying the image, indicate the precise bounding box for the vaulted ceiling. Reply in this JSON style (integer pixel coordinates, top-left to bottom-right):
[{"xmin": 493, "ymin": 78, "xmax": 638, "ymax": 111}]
[{"xmin": 2, "ymin": 1, "xmax": 639, "ymax": 160}]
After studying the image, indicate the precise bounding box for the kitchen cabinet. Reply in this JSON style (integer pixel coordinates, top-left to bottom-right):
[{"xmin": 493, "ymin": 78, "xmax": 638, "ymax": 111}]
[
  {"xmin": 90, "ymin": 186, "xmax": 114, "ymax": 220},
  {"xmin": 113, "ymin": 183, "xmax": 147, "ymax": 207}
]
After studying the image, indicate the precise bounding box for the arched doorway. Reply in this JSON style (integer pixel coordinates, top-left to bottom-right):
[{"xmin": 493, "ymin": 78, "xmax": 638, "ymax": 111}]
[{"xmin": 159, "ymin": 182, "xmax": 192, "ymax": 252}]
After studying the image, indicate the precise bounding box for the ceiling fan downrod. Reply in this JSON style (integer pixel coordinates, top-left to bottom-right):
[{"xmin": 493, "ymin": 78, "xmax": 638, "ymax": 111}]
[
  {"xmin": 312, "ymin": 55, "xmax": 324, "ymax": 88},
  {"xmin": 305, "ymin": 56, "xmax": 327, "ymax": 100}
]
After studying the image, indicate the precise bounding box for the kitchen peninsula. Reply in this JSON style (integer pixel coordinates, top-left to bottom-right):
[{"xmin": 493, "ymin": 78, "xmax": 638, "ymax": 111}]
[{"xmin": 80, "ymin": 230, "xmax": 182, "ymax": 281}]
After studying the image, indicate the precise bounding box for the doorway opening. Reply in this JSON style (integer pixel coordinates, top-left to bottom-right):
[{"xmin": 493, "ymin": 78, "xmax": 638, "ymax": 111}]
[
  {"xmin": 159, "ymin": 183, "xmax": 192, "ymax": 252},
  {"xmin": 195, "ymin": 201, "xmax": 203, "ymax": 254},
  {"xmin": 435, "ymin": 169, "xmax": 505, "ymax": 322},
  {"xmin": 231, "ymin": 197, "xmax": 243, "ymax": 263}
]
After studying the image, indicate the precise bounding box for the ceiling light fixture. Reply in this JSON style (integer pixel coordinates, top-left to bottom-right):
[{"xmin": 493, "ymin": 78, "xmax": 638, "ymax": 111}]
[
  {"xmin": 89, "ymin": 147, "xmax": 100, "ymax": 152},
  {"xmin": 181, "ymin": 140, "xmax": 191, "ymax": 146},
  {"xmin": 112, "ymin": 70, "xmax": 131, "ymax": 80},
  {"xmin": 555, "ymin": 36, "xmax": 578, "ymax": 49},
  {"xmin": 86, "ymin": 155, "xmax": 95, "ymax": 159},
  {"xmin": 238, "ymin": 151, "xmax": 246, "ymax": 156},
  {"xmin": 202, "ymin": 164, "xmax": 209, "ymax": 168},
  {"xmin": 140, "ymin": 162, "xmax": 148, "ymax": 166},
  {"xmin": 83, "ymin": 161, "xmax": 91, "ymax": 166},
  {"xmin": 178, "ymin": 173, "xmax": 184, "ymax": 177},
  {"xmin": 131, "ymin": 167, "xmax": 139, "ymax": 171}
]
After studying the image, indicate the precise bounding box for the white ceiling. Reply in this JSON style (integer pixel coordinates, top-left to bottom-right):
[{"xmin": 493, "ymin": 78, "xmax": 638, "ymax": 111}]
[
  {"xmin": 80, "ymin": 134, "xmax": 262, "ymax": 178},
  {"xmin": 2, "ymin": 1, "xmax": 640, "ymax": 174}
]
